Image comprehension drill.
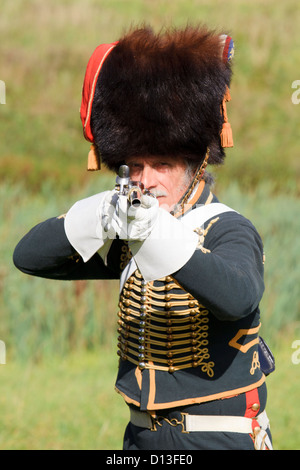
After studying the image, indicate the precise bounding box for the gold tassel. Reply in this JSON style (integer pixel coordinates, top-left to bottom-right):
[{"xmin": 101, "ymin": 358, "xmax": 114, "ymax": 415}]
[
  {"xmin": 220, "ymin": 86, "xmax": 234, "ymax": 148},
  {"xmin": 221, "ymin": 122, "xmax": 233, "ymax": 148},
  {"xmin": 87, "ymin": 144, "xmax": 101, "ymax": 170}
]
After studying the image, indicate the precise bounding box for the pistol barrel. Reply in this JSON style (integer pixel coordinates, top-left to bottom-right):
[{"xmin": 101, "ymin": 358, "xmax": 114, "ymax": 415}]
[{"xmin": 128, "ymin": 186, "xmax": 143, "ymax": 207}]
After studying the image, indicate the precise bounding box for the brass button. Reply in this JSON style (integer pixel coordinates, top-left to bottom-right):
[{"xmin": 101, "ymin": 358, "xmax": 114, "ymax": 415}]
[{"xmin": 251, "ymin": 403, "xmax": 260, "ymax": 412}]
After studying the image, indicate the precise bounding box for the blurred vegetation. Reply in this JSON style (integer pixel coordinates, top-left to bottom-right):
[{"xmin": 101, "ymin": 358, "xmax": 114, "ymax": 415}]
[{"xmin": 1, "ymin": 0, "xmax": 300, "ymax": 450}]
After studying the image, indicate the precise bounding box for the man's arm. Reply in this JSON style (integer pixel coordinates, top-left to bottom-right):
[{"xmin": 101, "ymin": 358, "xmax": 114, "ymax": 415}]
[
  {"xmin": 13, "ymin": 216, "xmax": 118, "ymax": 281},
  {"xmin": 173, "ymin": 212, "xmax": 265, "ymax": 321}
]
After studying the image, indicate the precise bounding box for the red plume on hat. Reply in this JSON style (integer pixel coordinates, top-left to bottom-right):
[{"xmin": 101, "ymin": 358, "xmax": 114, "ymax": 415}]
[
  {"xmin": 80, "ymin": 26, "xmax": 234, "ymax": 171},
  {"xmin": 80, "ymin": 42, "xmax": 117, "ymax": 169}
]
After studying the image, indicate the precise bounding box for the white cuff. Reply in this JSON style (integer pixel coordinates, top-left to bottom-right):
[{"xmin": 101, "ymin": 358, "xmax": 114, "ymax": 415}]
[
  {"xmin": 129, "ymin": 209, "xmax": 198, "ymax": 282},
  {"xmin": 64, "ymin": 191, "xmax": 111, "ymax": 262}
]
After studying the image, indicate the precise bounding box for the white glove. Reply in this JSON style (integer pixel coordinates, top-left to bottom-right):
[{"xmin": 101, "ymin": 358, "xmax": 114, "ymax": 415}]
[
  {"xmin": 129, "ymin": 208, "xmax": 199, "ymax": 282},
  {"xmin": 101, "ymin": 192, "xmax": 159, "ymax": 241},
  {"xmin": 64, "ymin": 190, "xmax": 116, "ymax": 262},
  {"xmin": 126, "ymin": 194, "xmax": 159, "ymax": 240},
  {"xmin": 100, "ymin": 190, "xmax": 121, "ymax": 240}
]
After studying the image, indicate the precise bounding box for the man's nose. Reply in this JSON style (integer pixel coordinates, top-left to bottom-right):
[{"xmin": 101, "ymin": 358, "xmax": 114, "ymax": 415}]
[{"xmin": 140, "ymin": 166, "xmax": 157, "ymax": 189}]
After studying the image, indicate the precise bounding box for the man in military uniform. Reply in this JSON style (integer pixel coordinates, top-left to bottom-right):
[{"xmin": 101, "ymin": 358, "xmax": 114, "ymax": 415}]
[{"xmin": 13, "ymin": 25, "xmax": 273, "ymax": 450}]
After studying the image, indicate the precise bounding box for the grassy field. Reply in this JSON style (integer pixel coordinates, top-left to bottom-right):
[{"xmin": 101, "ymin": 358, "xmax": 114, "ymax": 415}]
[
  {"xmin": 1, "ymin": 0, "xmax": 300, "ymax": 451},
  {"xmin": 0, "ymin": 341, "xmax": 298, "ymax": 450},
  {"xmin": 0, "ymin": 349, "xmax": 128, "ymax": 450}
]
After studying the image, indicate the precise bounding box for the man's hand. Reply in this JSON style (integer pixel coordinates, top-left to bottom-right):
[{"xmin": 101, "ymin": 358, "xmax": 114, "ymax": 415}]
[
  {"xmin": 100, "ymin": 190, "xmax": 120, "ymax": 239},
  {"xmin": 100, "ymin": 192, "xmax": 159, "ymax": 241},
  {"xmin": 127, "ymin": 194, "xmax": 159, "ymax": 240}
]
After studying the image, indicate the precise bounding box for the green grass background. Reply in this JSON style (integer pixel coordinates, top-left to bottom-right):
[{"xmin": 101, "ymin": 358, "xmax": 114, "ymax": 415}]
[{"xmin": 1, "ymin": 0, "xmax": 300, "ymax": 450}]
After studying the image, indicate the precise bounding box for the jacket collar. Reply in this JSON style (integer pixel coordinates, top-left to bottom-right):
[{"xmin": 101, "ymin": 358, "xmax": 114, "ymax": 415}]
[{"xmin": 173, "ymin": 180, "xmax": 216, "ymax": 218}]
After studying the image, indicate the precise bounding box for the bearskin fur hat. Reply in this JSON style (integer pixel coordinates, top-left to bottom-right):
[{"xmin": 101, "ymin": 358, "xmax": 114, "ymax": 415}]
[{"xmin": 81, "ymin": 25, "xmax": 234, "ymax": 172}]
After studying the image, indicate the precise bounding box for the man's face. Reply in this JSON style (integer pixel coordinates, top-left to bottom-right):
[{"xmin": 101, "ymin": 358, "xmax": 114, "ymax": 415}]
[{"xmin": 125, "ymin": 156, "xmax": 193, "ymax": 212}]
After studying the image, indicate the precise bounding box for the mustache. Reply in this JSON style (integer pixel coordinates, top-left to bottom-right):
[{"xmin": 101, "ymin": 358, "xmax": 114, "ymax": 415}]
[{"xmin": 150, "ymin": 189, "xmax": 168, "ymax": 197}]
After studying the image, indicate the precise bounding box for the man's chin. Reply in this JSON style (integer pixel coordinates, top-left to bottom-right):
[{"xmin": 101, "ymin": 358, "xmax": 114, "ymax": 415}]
[{"xmin": 157, "ymin": 198, "xmax": 174, "ymax": 213}]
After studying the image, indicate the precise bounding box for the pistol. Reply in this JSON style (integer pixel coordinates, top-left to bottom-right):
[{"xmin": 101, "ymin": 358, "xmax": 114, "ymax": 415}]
[{"xmin": 115, "ymin": 165, "xmax": 152, "ymax": 207}]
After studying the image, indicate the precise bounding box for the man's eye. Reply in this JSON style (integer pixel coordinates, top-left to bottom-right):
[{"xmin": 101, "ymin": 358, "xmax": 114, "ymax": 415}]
[
  {"xmin": 156, "ymin": 162, "xmax": 169, "ymax": 169},
  {"xmin": 128, "ymin": 164, "xmax": 141, "ymax": 173}
]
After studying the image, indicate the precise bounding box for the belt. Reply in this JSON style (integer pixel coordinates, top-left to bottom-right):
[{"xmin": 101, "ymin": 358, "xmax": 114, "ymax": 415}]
[{"xmin": 130, "ymin": 408, "xmax": 272, "ymax": 450}]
